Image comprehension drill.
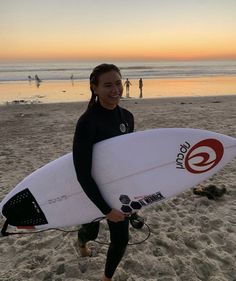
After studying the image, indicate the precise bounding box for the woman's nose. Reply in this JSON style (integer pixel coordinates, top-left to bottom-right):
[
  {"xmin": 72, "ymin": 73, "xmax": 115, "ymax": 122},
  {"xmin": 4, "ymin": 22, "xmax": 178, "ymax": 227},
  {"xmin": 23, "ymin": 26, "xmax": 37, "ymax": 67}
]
[{"xmin": 111, "ymin": 85, "xmax": 120, "ymax": 93}]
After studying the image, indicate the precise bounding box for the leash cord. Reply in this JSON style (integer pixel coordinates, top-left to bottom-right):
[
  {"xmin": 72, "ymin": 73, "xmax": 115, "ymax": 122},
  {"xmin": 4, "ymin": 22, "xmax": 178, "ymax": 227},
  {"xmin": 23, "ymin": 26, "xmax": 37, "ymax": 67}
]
[{"xmin": 0, "ymin": 217, "xmax": 151, "ymax": 245}]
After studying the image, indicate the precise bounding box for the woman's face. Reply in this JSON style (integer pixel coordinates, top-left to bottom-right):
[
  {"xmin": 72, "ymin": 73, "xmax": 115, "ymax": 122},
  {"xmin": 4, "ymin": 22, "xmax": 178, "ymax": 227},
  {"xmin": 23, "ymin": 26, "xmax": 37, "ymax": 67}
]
[{"xmin": 92, "ymin": 70, "xmax": 123, "ymax": 110}]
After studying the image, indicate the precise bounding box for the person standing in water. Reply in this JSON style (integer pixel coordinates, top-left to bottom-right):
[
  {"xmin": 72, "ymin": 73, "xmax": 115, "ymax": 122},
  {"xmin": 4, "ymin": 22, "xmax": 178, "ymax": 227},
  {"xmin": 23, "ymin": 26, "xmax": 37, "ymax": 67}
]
[
  {"xmin": 124, "ymin": 78, "xmax": 132, "ymax": 98},
  {"xmin": 139, "ymin": 78, "xmax": 143, "ymax": 98}
]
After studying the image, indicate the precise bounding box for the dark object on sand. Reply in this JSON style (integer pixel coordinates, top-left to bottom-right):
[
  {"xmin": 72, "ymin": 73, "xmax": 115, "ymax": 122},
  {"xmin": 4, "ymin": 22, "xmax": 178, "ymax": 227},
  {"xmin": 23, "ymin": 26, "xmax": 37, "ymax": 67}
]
[{"xmin": 193, "ymin": 185, "xmax": 226, "ymax": 200}]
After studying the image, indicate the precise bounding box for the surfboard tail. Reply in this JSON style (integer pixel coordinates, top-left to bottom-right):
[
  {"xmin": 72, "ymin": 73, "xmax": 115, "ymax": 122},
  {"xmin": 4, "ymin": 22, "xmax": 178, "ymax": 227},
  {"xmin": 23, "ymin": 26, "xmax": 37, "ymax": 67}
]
[{"xmin": 1, "ymin": 188, "xmax": 48, "ymax": 228}]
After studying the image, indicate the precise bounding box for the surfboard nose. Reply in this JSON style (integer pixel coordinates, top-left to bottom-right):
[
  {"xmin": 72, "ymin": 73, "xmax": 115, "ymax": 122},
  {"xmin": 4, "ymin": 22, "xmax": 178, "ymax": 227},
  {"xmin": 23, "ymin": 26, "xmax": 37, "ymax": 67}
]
[{"xmin": 2, "ymin": 188, "xmax": 48, "ymax": 227}]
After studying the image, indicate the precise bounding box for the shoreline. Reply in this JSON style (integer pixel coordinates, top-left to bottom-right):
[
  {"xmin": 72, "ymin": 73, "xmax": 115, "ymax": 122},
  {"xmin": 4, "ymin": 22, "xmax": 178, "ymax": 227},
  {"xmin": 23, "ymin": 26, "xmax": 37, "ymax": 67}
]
[
  {"xmin": 0, "ymin": 95, "xmax": 236, "ymax": 281},
  {"xmin": 1, "ymin": 93, "xmax": 236, "ymax": 109},
  {"xmin": 1, "ymin": 92, "xmax": 236, "ymax": 107},
  {"xmin": 0, "ymin": 76, "xmax": 236, "ymax": 105}
]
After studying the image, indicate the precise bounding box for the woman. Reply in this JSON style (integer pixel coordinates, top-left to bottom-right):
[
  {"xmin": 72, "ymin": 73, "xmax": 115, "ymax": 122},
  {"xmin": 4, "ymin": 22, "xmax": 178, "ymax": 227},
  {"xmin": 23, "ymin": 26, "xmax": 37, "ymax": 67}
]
[{"xmin": 73, "ymin": 64, "xmax": 134, "ymax": 281}]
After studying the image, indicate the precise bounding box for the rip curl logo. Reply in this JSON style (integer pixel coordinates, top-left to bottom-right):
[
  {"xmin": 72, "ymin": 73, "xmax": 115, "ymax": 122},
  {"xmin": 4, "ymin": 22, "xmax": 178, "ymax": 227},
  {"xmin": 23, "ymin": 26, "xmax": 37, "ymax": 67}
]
[
  {"xmin": 185, "ymin": 139, "xmax": 224, "ymax": 173},
  {"xmin": 176, "ymin": 139, "xmax": 224, "ymax": 174}
]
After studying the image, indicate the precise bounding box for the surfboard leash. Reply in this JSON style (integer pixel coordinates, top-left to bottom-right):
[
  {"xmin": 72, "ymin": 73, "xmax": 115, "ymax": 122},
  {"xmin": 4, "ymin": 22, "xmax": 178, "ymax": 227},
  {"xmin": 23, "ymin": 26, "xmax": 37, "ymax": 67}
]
[
  {"xmin": 0, "ymin": 216, "xmax": 105, "ymax": 237},
  {"xmin": 0, "ymin": 219, "xmax": 9, "ymax": 237},
  {"xmin": 94, "ymin": 221, "xmax": 151, "ymax": 246},
  {"xmin": 0, "ymin": 217, "xmax": 151, "ymax": 245}
]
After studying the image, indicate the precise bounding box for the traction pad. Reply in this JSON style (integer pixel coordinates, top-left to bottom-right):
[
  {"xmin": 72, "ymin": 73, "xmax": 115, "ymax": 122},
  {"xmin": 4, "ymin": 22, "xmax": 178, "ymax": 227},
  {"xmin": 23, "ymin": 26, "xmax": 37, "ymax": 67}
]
[{"xmin": 2, "ymin": 188, "xmax": 48, "ymax": 226}]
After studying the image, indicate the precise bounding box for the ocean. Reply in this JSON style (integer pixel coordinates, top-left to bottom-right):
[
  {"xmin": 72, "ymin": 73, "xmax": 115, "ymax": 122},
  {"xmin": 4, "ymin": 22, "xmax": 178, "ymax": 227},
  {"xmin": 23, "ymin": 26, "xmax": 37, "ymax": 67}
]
[
  {"xmin": 0, "ymin": 60, "xmax": 236, "ymax": 104},
  {"xmin": 0, "ymin": 60, "xmax": 236, "ymax": 82}
]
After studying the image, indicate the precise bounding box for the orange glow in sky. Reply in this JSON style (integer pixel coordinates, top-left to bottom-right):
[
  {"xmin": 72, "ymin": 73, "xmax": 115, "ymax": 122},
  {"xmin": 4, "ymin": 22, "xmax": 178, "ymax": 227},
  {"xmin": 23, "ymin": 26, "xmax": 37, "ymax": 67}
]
[{"xmin": 1, "ymin": 0, "xmax": 236, "ymax": 62}]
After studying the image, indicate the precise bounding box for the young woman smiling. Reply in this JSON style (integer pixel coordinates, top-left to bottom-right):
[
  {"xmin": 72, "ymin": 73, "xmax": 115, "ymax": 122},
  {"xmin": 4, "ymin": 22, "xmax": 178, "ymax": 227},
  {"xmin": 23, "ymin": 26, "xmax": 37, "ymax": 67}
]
[{"xmin": 73, "ymin": 64, "xmax": 134, "ymax": 281}]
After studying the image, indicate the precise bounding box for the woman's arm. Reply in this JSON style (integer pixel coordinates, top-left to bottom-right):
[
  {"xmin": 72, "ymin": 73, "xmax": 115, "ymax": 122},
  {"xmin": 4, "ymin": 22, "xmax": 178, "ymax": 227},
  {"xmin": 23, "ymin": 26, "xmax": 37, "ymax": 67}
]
[{"xmin": 73, "ymin": 119, "xmax": 112, "ymax": 215}]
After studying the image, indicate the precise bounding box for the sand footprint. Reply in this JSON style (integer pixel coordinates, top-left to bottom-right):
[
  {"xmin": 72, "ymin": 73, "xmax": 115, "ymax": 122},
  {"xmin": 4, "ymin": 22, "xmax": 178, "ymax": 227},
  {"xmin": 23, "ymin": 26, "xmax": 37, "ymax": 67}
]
[
  {"xmin": 209, "ymin": 231, "xmax": 225, "ymax": 245},
  {"xmin": 191, "ymin": 257, "xmax": 215, "ymax": 280},
  {"xmin": 209, "ymin": 218, "xmax": 224, "ymax": 230},
  {"xmin": 204, "ymin": 247, "xmax": 234, "ymax": 266}
]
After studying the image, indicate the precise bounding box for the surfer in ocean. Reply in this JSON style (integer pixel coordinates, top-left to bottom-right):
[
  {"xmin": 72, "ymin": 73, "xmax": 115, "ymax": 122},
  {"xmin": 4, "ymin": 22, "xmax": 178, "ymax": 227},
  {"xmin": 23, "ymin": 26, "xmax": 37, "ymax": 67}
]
[{"xmin": 73, "ymin": 64, "xmax": 134, "ymax": 281}]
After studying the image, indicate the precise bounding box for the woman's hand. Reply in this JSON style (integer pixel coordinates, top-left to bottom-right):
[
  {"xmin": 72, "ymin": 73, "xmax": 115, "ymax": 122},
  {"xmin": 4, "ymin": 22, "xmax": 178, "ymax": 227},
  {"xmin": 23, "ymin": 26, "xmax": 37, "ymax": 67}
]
[{"xmin": 106, "ymin": 208, "xmax": 126, "ymax": 223}]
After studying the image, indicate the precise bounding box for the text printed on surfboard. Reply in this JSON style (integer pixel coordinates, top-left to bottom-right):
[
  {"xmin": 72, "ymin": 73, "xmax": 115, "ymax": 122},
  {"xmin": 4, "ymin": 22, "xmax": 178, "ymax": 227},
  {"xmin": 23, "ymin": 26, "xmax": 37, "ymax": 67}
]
[
  {"xmin": 176, "ymin": 138, "xmax": 224, "ymax": 174},
  {"xmin": 119, "ymin": 192, "xmax": 165, "ymax": 213}
]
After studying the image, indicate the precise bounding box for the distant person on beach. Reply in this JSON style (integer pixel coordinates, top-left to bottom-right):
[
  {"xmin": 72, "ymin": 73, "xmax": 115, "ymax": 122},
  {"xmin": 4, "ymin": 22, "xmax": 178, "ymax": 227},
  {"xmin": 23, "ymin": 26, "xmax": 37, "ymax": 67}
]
[
  {"xmin": 28, "ymin": 75, "xmax": 33, "ymax": 82},
  {"xmin": 124, "ymin": 78, "xmax": 132, "ymax": 98},
  {"xmin": 73, "ymin": 64, "xmax": 135, "ymax": 281},
  {"xmin": 139, "ymin": 78, "xmax": 143, "ymax": 98},
  {"xmin": 35, "ymin": 75, "xmax": 42, "ymax": 82},
  {"xmin": 70, "ymin": 74, "xmax": 74, "ymax": 86},
  {"xmin": 35, "ymin": 74, "xmax": 42, "ymax": 88}
]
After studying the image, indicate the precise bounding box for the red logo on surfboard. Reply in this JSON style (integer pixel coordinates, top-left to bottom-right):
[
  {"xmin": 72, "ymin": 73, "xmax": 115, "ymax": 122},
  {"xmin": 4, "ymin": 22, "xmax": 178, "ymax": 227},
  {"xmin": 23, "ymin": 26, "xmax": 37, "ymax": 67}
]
[{"xmin": 184, "ymin": 139, "xmax": 224, "ymax": 174}]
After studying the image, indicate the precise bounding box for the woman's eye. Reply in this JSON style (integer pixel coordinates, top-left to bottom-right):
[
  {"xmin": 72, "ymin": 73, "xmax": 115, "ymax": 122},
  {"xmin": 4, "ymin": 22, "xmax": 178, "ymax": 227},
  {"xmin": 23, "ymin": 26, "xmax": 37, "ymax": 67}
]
[{"xmin": 103, "ymin": 83, "xmax": 111, "ymax": 87}]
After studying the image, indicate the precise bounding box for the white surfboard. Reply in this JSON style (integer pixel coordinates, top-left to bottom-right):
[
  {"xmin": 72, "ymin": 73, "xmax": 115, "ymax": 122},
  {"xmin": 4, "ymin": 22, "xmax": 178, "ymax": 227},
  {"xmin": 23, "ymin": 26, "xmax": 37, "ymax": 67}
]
[{"xmin": 0, "ymin": 128, "xmax": 236, "ymax": 230}]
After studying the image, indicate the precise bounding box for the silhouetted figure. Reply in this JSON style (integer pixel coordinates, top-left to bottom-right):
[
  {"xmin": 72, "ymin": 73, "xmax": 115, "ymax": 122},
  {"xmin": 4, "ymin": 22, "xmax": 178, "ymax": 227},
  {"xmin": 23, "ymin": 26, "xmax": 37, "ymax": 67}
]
[
  {"xmin": 124, "ymin": 78, "xmax": 132, "ymax": 98},
  {"xmin": 35, "ymin": 75, "xmax": 42, "ymax": 88},
  {"xmin": 139, "ymin": 78, "xmax": 143, "ymax": 98},
  {"xmin": 70, "ymin": 74, "xmax": 74, "ymax": 86}
]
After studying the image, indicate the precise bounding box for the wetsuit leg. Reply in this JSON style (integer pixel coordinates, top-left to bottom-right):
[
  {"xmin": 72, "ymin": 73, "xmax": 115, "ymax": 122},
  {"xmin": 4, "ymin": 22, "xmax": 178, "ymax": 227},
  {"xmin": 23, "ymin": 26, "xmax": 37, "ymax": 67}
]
[
  {"xmin": 78, "ymin": 222, "xmax": 100, "ymax": 247},
  {"xmin": 104, "ymin": 218, "xmax": 129, "ymax": 278}
]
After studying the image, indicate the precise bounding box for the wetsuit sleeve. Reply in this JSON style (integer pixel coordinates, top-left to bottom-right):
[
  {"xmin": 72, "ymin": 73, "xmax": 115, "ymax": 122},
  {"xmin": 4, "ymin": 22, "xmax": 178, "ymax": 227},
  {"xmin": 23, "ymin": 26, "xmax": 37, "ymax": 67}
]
[{"xmin": 73, "ymin": 118, "xmax": 112, "ymax": 215}]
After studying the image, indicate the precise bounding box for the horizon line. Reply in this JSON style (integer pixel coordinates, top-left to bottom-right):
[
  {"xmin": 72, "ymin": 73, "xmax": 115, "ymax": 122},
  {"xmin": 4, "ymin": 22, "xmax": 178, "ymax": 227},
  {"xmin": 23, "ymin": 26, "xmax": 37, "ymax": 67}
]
[{"xmin": 1, "ymin": 57, "xmax": 236, "ymax": 64}]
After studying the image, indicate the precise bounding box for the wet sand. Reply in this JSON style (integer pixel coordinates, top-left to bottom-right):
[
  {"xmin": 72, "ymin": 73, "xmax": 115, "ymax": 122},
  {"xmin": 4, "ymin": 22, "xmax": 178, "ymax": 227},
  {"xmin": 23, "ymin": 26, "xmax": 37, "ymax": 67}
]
[{"xmin": 0, "ymin": 76, "xmax": 236, "ymax": 104}]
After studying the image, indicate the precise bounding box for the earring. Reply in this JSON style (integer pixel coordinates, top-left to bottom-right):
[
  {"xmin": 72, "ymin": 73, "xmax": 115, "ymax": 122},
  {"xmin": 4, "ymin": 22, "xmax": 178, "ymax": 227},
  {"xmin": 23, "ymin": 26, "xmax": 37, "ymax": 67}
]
[{"xmin": 94, "ymin": 93, "xmax": 98, "ymax": 102}]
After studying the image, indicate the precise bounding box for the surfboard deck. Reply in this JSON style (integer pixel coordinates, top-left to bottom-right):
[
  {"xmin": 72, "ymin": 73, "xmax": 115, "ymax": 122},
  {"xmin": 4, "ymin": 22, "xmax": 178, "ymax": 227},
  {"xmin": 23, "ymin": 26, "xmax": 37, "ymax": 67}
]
[{"xmin": 0, "ymin": 128, "xmax": 236, "ymax": 229}]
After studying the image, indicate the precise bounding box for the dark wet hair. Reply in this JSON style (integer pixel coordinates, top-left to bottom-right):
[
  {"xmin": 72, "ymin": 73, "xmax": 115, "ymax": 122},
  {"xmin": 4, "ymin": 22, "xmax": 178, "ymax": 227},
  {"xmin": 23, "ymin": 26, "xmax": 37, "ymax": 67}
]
[{"xmin": 88, "ymin": 63, "xmax": 122, "ymax": 109}]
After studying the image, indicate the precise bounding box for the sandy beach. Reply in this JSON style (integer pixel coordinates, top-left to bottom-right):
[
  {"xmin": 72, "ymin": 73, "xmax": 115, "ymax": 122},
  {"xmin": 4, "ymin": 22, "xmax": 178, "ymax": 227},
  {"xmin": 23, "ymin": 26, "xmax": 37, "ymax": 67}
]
[{"xmin": 0, "ymin": 95, "xmax": 235, "ymax": 281}]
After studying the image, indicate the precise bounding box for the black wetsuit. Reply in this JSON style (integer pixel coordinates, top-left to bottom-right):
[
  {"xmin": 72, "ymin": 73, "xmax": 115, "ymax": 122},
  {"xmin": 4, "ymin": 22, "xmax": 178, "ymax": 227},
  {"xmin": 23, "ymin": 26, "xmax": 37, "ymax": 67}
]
[{"xmin": 73, "ymin": 101, "xmax": 134, "ymax": 278}]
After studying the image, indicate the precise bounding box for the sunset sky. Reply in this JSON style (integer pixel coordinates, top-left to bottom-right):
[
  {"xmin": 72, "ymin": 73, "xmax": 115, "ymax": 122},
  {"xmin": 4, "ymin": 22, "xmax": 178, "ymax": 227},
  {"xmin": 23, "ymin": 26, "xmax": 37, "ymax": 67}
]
[{"xmin": 1, "ymin": 0, "xmax": 236, "ymax": 62}]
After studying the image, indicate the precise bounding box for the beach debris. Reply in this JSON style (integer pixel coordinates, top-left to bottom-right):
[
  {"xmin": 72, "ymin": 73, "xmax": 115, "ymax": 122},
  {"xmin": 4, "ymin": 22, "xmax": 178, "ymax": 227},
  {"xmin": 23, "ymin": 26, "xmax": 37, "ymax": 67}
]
[
  {"xmin": 6, "ymin": 99, "xmax": 42, "ymax": 105},
  {"xmin": 193, "ymin": 185, "xmax": 226, "ymax": 200},
  {"xmin": 11, "ymin": 100, "xmax": 28, "ymax": 104}
]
